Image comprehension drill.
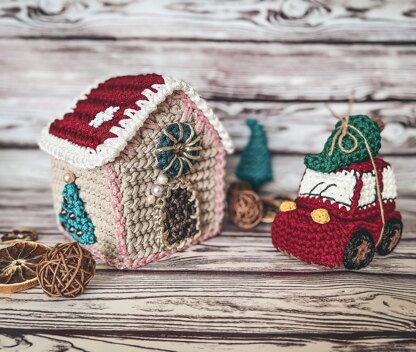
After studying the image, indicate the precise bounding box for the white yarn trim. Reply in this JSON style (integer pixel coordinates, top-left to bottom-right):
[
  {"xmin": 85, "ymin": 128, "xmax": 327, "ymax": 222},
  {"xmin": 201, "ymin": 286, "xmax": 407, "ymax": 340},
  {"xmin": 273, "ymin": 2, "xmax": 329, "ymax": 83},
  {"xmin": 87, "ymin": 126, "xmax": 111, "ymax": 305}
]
[
  {"xmin": 39, "ymin": 76, "xmax": 234, "ymax": 169},
  {"xmin": 89, "ymin": 106, "xmax": 120, "ymax": 128},
  {"xmin": 299, "ymin": 168, "xmax": 356, "ymax": 209}
]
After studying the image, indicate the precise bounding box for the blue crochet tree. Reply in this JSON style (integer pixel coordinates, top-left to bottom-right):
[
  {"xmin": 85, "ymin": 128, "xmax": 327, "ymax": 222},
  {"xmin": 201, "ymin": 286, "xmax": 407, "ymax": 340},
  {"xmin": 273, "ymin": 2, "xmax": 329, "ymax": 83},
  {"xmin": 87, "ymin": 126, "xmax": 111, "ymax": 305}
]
[
  {"xmin": 59, "ymin": 182, "xmax": 95, "ymax": 245},
  {"xmin": 236, "ymin": 119, "xmax": 273, "ymax": 189}
]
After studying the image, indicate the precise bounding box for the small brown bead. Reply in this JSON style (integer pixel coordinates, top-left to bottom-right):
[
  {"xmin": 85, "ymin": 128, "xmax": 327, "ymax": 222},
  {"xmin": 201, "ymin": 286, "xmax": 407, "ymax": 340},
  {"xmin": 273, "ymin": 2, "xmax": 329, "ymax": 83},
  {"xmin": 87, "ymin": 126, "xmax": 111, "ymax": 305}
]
[
  {"xmin": 60, "ymin": 209, "xmax": 67, "ymax": 216},
  {"xmin": 76, "ymin": 230, "xmax": 82, "ymax": 237},
  {"xmin": 69, "ymin": 226, "xmax": 75, "ymax": 232},
  {"xmin": 63, "ymin": 198, "xmax": 68, "ymax": 204},
  {"xmin": 69, "ymin": 213, "xmax": 75, "ymax": 220}
]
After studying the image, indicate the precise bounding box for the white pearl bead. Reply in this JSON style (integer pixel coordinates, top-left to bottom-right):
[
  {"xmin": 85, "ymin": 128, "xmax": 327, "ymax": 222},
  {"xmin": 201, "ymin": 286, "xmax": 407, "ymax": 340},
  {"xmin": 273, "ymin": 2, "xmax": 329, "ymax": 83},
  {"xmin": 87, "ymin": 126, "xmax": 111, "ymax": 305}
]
[
  {"xmin": 156, "ymin": 173, "xmax": 168, "ymax": 185},
  {"xmin": 151, "ymin": 184, "xmax": 164, "ymax": 197},
  {"xmin": 63, "ymin": 172, "xmax": 76, "ymax": 184},
  {"xmin": 146, "ymin": 194, "xmax": 156, "ymax": 205}
]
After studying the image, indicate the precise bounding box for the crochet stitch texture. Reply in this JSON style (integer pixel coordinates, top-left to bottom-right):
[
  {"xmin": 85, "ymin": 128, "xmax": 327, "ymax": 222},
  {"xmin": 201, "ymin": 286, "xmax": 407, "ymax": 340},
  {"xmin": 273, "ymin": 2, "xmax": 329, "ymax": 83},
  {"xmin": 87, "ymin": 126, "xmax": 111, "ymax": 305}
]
[{"xmin": 39, "ymin": 74, "xmax": 233, "ymax": 269}]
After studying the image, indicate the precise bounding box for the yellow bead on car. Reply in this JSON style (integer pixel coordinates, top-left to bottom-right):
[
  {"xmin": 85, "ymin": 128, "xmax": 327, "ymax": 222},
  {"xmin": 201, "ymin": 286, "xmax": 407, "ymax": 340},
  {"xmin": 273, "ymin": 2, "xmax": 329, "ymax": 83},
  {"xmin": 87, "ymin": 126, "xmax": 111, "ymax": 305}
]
[
  {"xmin": 280, "ymin": 200, "xmax": 297, "ymax": 212},
  {"xmin": 311, "ymin": 208, "xmax": 330, "ymax": 224}
]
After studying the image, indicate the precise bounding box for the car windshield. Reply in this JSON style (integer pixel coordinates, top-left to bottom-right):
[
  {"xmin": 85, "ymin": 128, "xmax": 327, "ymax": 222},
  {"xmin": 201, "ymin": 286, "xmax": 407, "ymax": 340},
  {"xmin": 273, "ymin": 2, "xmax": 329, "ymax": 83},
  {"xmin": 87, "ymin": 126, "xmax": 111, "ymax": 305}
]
[{"xmin": 299, "ymin": 168, "xmax": 357, "ymax": 207}]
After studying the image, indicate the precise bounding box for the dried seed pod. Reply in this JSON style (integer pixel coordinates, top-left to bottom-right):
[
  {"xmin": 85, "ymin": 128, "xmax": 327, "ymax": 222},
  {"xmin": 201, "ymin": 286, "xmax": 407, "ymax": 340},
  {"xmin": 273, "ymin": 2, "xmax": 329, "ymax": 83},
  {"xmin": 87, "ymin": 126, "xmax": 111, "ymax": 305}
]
[
  {"xmin": 0, "ymin": 228, "xmax": 38, "ymax": 244},
  {"xmin": 261, "ymin": 198, "xmax": 283, "ymax": 224}
]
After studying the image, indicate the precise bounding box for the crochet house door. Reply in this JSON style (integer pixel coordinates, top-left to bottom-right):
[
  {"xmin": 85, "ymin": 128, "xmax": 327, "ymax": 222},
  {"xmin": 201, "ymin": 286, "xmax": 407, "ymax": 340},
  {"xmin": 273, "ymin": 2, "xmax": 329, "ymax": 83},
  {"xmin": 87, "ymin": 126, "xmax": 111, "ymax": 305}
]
[{"xmin": 157, "ymin": 182, "xmax": 201, "ymax": 249}]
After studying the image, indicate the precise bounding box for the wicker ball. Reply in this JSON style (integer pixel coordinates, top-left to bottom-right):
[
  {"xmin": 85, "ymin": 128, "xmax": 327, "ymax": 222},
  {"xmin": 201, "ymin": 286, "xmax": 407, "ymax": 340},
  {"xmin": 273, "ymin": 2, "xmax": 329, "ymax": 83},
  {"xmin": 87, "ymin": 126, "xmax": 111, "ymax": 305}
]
[
  {"xmin": 228, "ymin": 189, "xmax": 263, "ymax": 230},
  {"xmin": 37, "ymin": 242, "xmax": 96, "ymax": 298}
]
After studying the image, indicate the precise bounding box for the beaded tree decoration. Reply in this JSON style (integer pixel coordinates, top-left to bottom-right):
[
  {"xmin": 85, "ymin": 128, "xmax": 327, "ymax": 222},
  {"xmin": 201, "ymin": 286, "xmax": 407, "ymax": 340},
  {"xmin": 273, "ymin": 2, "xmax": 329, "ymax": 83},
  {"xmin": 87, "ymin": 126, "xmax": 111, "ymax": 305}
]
[{"xmin": 59, "ymin": 173, "xmax": 95, "ymax": 245}]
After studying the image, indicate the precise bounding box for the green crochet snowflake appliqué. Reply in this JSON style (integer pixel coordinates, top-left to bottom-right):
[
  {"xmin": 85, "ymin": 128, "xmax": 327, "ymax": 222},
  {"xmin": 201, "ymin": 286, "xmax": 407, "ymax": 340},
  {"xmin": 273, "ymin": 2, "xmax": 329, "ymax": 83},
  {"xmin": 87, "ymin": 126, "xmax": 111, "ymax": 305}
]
[{"xmin": 156, "ymin": 122, "xmax": 202, "ymax": 177}]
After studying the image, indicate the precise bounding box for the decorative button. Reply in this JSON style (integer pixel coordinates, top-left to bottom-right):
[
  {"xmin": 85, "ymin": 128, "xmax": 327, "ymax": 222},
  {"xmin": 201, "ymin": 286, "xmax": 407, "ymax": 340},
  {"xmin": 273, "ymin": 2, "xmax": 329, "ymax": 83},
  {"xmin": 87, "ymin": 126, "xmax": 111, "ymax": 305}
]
[
  {"xmin": 280, "ymin": 200, "xmax": 297, "ymax": 212},
  {"xmin": 311, "ymin": 208, "xmax": 330, "ymax": 224}
]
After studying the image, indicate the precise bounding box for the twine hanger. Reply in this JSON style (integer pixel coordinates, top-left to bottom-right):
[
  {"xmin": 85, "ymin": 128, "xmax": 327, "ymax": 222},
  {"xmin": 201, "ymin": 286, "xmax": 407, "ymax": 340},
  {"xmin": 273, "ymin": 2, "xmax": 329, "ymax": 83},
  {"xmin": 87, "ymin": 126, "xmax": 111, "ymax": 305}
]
[{"xmin": 325, "ymin": 91, "xmax": 385, "ymax": 245}]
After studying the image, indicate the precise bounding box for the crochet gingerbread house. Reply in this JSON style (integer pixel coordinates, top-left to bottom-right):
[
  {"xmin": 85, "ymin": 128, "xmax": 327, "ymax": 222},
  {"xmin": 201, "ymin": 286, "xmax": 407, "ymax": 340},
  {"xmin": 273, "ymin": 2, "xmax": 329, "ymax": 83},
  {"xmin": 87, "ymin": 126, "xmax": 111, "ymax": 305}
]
[{"xmin": 39, "ymin": 74, "xmax": 233, "ymax": 269}]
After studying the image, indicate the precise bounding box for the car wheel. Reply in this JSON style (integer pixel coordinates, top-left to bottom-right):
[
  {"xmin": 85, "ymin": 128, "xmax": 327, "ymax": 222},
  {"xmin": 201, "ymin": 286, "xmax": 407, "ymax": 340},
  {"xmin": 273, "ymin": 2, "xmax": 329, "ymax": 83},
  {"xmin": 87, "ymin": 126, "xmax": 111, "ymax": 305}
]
[
  {"xmin": 343, "ymin": 230, "xmax": 375, "ymax": 270},
  {"xmin": 377, "ymin": 218, "xmax": 403, "ymax": 256}
]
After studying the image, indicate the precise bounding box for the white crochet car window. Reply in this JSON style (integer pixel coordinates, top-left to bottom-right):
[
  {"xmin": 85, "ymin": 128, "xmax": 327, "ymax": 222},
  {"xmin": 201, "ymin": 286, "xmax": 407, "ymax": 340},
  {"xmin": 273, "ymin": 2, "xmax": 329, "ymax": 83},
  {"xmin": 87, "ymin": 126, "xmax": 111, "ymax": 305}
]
[
  {"xmin": 382, "ymin": 166, "xmax": 397, "ymax": 200},
  {"xmin": 299, "ymin": 168, "xmax": 356, "ymax": 208},
  {"xmin": 358, "ymin": 172, "xmax": 376, "ymax": 208}
]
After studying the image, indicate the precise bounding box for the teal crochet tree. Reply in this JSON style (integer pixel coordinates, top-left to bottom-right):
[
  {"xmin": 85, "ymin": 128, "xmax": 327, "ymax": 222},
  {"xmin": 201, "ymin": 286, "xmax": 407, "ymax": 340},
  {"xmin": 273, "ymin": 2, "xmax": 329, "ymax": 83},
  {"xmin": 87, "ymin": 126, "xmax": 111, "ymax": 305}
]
[
  {"xmin": 236, "ymin": 119, "xmax": 273, "ymax": 189},
  {"xmin": 59, "ymin": 182, "xmax": 95, "ymax": 245}
]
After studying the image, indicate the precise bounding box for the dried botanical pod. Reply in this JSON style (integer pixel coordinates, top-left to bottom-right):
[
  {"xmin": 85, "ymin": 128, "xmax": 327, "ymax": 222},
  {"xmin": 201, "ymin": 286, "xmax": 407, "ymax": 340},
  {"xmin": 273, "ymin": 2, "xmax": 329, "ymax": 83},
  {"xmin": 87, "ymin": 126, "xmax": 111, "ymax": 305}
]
[
  {"xmin": 0, "ymin": 241, "xmax": 50, "ymax": 294},
  {"xmin": 261, "ymin": 198, "xmax": 283, "ymax": 223},
  {"xmin": 37, "ymin": 242, "xmax": 96, "ymax": 298},
  {"xmin": 228, "ymin": 190, "xmax": 263, "ymax": 230},
  {"xmin": 0, "ymin": 228, "xmax": 38, "ymax": 244}
]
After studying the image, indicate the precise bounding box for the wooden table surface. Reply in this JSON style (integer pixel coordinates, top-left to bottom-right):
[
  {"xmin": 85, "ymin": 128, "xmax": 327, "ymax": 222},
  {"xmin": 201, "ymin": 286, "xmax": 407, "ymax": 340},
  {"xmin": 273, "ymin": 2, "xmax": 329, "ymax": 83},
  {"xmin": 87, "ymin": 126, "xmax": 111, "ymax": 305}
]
[{"xmin": 0, "ymin": 1, "xmax": 415, "ymax": 351}]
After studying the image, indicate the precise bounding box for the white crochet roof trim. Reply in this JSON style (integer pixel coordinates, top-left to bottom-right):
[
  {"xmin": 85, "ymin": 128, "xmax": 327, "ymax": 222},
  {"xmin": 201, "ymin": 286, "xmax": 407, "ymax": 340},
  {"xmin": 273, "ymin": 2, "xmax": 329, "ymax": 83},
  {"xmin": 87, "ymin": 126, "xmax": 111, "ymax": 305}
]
[{"xmin": 39, "ymin": 76, "xmax": 234, "ymax": 169}]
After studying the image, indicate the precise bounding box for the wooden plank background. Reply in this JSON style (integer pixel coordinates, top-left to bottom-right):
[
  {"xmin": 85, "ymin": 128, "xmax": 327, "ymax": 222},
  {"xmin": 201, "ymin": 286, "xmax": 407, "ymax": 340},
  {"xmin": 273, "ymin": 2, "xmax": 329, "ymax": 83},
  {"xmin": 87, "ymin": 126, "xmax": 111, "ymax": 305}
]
[{"xmin": 0, "ymin": 1, "xmax": 415, "ymax": 351}]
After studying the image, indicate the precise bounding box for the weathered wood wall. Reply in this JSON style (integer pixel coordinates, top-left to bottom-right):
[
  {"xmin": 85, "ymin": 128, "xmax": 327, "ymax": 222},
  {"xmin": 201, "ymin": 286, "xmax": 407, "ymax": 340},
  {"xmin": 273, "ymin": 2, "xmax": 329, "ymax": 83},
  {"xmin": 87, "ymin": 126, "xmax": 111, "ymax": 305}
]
[{"xmin": 0, "ymin": 1, "xmax": 415, "ymax": 351}]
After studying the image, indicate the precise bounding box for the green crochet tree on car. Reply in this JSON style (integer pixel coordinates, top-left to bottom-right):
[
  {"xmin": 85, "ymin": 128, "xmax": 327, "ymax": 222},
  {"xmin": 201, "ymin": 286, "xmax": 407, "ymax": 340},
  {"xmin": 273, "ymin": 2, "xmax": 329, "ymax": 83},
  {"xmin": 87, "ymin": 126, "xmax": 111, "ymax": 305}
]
[
  {"xmin": 304, "ymin": 115, "xmax": 381, "ymax": 172},
  {"xmin": 236, "ymin": 118, "xmax": 273, "ymax": 189}
]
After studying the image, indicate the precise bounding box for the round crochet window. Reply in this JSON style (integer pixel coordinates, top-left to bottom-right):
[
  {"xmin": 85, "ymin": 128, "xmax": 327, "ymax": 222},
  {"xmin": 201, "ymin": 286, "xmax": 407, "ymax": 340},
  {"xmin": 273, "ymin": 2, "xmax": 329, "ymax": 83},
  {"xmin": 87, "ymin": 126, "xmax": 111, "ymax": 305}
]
[{"xmin": 156, "ymin": 123, "xmax": 202, "ymax": 178}]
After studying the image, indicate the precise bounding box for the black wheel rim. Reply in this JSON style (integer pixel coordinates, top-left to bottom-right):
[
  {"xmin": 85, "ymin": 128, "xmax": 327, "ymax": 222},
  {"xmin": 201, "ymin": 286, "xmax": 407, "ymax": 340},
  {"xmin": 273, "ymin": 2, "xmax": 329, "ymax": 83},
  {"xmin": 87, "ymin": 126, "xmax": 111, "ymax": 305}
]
[
  {"xmin": 343, "ymin": 231, "xmax": 375, "ymax": 270},
  {"xmin": 377, "ymin": 219, "xmax": 403, "ymax": 256}
]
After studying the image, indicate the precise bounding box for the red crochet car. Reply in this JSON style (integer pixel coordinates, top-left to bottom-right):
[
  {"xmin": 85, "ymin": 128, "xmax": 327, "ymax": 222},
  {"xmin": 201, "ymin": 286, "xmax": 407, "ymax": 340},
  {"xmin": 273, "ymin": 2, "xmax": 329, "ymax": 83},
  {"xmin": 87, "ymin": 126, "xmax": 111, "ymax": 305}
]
[{"xmin": 271, "ymin": 158, "xmax": 402, "ymax": 269}]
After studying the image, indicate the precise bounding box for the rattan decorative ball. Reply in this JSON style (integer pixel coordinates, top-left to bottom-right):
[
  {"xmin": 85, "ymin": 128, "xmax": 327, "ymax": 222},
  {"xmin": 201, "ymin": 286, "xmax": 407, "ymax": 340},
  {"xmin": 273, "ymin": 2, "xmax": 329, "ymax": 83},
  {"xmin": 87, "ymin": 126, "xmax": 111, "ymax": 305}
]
[
  {"xmin": 228, "ymin": 189, "xmax": 263, "ymax": 230},
  {"xmin": 37, "ymin": 242, "xmax": 96, "ymax": 298}
]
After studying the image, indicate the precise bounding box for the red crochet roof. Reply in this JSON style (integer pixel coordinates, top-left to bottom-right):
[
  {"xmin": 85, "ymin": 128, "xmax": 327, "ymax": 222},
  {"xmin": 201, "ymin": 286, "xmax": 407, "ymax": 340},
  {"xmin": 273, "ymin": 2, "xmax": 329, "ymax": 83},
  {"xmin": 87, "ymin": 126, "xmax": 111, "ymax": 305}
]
[
  {"xmin": 38, "ymin": 74, "xmax": 233, "ymax": 169},
  {"xmin": 49, "ymin": 74, "xmax": 165, "ymax": 150},
  {"xmin": 339, "ymin": 157, "xmax": 389, "ymax": 174}
]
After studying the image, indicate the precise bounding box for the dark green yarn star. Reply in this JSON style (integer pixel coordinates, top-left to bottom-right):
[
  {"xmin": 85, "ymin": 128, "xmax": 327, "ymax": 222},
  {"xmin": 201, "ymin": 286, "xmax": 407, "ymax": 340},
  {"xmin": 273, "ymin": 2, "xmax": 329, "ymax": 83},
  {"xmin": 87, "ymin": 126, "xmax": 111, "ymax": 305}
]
[
  {"xmin": 236, "ymin": 118, "xmax": 273, "ymax": 190},
  {"xmin": 304, "ymin": 115, "xmax": 382, "ymax": 173}
]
